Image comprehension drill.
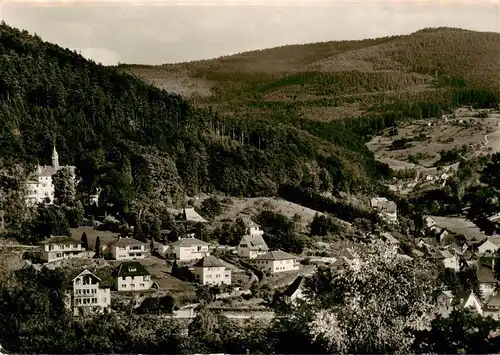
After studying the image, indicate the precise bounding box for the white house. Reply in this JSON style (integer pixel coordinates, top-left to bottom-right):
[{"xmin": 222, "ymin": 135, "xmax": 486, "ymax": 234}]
[
  {"xmin": 25, "ymin": 146, "xmax": 76, "ymax": 206},
  {"xmin": 437, "ymin": 290, "xmax": 483, "ymax": 317},
  {"xmin": 253, "ymin": 250, "xmax": 299, "ymax": 274},
  {"xmin": 39, "ymin": 236, "xmax": 85, "ymax": 263},
  {"xmin": 478, "ymin": 238, "xmax": 500, "ymax": 255},
  {"xmin": 193, "ymin": 256, "xmax": 231, "ymax": 286},
  {"xmin": 114, "ymin": 262, "xmax": 152, "ymax": 292},
  {"xmin": 106, "ymin": 237, "xmax": 147, "ymax": 260},
  {"xmin": 433, "ymin": 250, "xmax": 460, "ymax": 271},
  {"xmin": 166, "ymin": 237, "xmax": 210, "ymax": 261},
  {"xmin": 71, "ymin": 269, "xmax": 111, "ymax": 316},
  {"xmin": 478, "ymin": 265, "xmax": 498, "ymax": 300},
  {"xmin": 483, "ymin": 294, "xmax": 500, "ymax": 320},
  {"xmin": 283, "ymin": 276, "xmax": 307, "ymax": 303},
  {"xmin": 370, "ymin": 197, "xmax": 398, "ymax": 223},
  {"xmin": 423, "ymin": 216, "xmax": 437, "ymax": 229},
  {"xmin": 241, "ymin": 217, "xmax": 264, "ymax": 237},
  {"xmin": 238, "ymin": 234, "xmax": 269, "ymax": 259}
]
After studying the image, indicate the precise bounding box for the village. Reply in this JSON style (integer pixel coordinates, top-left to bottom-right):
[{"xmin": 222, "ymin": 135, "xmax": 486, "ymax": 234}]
[{"xmin": 1, "ymin": 105, "xmax": 499, "ymax": 324}]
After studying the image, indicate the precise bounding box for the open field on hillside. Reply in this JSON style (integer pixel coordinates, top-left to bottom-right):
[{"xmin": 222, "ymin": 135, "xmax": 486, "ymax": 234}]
[
  {"xmin": 214, "ymin": 197, "xmax": 324, "ymax": 229},
  {"xmin": 70, "ymin": 227, "xmax": 118, "ymax": 247},
  {"xmin": 366, "ymin": 110, "xmax": 500, "ymax": 169}
]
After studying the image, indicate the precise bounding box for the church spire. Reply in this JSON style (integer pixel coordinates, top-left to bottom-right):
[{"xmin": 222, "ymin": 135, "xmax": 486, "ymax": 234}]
[{"xmin": 52, "ymin": 144, "xmax": 59, "ymax": 169}]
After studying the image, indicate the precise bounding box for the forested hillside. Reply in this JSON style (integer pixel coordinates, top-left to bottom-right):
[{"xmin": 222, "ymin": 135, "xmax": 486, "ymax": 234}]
[
  {"xmin": 124, "ymin": 27, "xmax": 500, "ymax": 125},
  {"xmin": 0, "ymin": 22, "xmax": 391, "ymax": 234}
]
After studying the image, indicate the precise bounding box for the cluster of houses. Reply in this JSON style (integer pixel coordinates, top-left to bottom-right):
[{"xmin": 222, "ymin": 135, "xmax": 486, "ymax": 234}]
[
  {"xmin": 36, "ymin": 213, "xmax": 301, "ymax": 317},
  {"xmin": 416, "ymin": 215, "xmax": 500, "ymax": 319}
]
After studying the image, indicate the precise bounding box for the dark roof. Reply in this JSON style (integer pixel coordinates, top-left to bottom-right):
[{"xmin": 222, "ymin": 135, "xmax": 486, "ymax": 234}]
[
  {"xmin": 485, "ymin": 294, "xmax": 500, "ymax": 308},
  {"xmin": 40, "ymin": 236, "xmax": 81, "ymax": 245},
  {"xmin": 116, "ymin": 262, "xmax": 150, "ymax": 277},
  {"xmin": 478, "ymin": 266, "xmax": 497, "ymax": 284},
  {"xmin": 241, "ymin": 234, "xmax": 268, "ymax": 251},
  {"xmin": 256, "ymin": 250, "xmax": 296, "ymax": 261},
  {"xmin": 108, "ymin": 237, "xmax": 144, "ymax": 247},
  {"xmin": 284, "ymin": 276, "xmax": 305, "ymax": 297},
  {"xmin": 193, "ymin": 256, "xmax": 225, "ymax": 268},
  {"xmin": 170, "ymin": 237, "xmax": 208, "ymax": 247},
  {"xmin": 452, "ymin": 290, "xmax": 475, "ymax": 308}
]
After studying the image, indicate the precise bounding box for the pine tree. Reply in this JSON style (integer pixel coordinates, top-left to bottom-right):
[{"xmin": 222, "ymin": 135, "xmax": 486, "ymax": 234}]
[
  {"xmin": 81, "ymin": 232, "xmax": 88, "ymax": 250},
  {"xmin": 94, "ymin": 236, "xmax": 101, "ymax": 258}
]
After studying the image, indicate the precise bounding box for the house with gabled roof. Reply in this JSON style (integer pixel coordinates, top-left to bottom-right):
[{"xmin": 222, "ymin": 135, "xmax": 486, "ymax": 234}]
[
  {"xmin": 444, "ymin": 242, "xmax": 467, "ymax": 256},
  {"xmin": 106, "ymin": 237, "xmax": 147, "ymax": 260},
  {"xmin": 478, "ymin": 237, "xmax": 500, "ymax": 255},
  {"xmin": 478, "ymin": 264, "xmax": 498, "ymax": 300},
  {"xmin": 436, "ymin": 290, "xmax": 482, "ymax": 317},
  {"xmin": 39, "ymin": 236, "xmax": 85, "ymax": 263},
  {"xmin": 241, "ymin": 216, "xmax": 264, "ymax": 237},
  {"xmin": 417, "ymin": 237, "xmax": 439, "ymax": 250},
  {"xmin": 253, "ymin": 250, "xmax": 299, "ymax": 274},
  {"xmin": 238, "ymin": 234, "xmax": 269, "ymax": 259},
  {"xmin": 166, "ymin": 237, "xmax": 210, "ymax": 261},
  {"xmin": 114, "ymin": 261, "xmax": 152, "ymax": 292},
  {"xmin": 284, "ymin": 276, "xmax": 307, "ymax": 303},
  {"xmin": 453, "ymin": 290, "xmax": 483, "ymax": 315},
  {"xmin": 431, "ymin": 249, "xmax": 460, "ymax": 271},
  {"xmin": 371, "ymin": 197, "xmax": 398, "ymax": 223},
  {"xmin": 483, "ymin": 294, "xmax": 500, "ymax": 320},
  {"xmin": 70, "ymin": 269, "xmax": 111, "ymax": 316},
  {"xmin": 193, "ymin": 256, "xmax": 231, "ymax": 286}
]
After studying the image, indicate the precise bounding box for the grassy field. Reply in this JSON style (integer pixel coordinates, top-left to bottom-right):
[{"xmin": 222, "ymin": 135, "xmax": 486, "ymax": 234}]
[
  {"xmin": 366, "ymin": 109, "xmax": 500, "ymax": 170},
  {"xmin": 212, "ymin": 196, "xmax": 324, "ymax": 232}
]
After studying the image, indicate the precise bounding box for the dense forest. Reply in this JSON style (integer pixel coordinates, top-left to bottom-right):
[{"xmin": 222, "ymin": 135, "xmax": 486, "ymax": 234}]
[{"xmin": 0, "ymin": 22, "xmax": 394, "ymax": 234}]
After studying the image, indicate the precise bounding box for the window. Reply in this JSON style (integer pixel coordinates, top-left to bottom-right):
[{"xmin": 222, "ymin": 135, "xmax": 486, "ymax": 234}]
[
  {"xmin": 140, "ymin": 283, "xmax": 145, "ymax": 287},
  {"xmin": 122, "ymin": 276, "xmax": 126, "ymax": 280},
  {"xmin": 121, "ymin": 284, "xmax": 126, "ymax": 288},
  {"xmin": 131, "ymin": 284, "xmax": 135, "ymax": 288}
]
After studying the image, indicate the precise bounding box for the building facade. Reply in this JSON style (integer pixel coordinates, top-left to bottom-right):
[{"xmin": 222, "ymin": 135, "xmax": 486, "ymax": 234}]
[
  {"xmin": 114, "ymin": 262, "xmax": 152, "ymax": 292},
  {"xmin": 40, "ymin": 236, "xmax": 85, "ymax": 263},
  {"xmin": 25, "ymin": 146, "xmax": 76, "ymax": 206},
  {"xmin": 253, "ymin": 250, "xmax": 299, "ymax": 274},
  {"xmin": 193, "ymin": 256, "xmax": 231, "ymax": 286},
  {"xmin": 166, "ymin": 237, "xmax": 210, "ymax": 261},
  {"xmin": 71, "ymin": 269, "xmax": 111, "ymax": 316},
  {"xmin": 238, "ymin": 234, "xmax": 269, "ymax": 259},
  {"xmin": 107, "ymin": 237, "xmax": 147, "ymax": 260}
]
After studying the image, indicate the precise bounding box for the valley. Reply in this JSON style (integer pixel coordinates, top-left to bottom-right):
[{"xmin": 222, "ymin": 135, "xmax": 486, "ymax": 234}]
[{"xmin": 2, "ymin": 22, "xmax": 500, "ymax": 354}]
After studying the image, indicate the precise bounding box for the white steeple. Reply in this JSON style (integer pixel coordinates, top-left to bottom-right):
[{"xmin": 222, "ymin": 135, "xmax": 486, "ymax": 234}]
[{"xmin": 52, "ymin": 145, "xmax": 59, "ymax": 169}]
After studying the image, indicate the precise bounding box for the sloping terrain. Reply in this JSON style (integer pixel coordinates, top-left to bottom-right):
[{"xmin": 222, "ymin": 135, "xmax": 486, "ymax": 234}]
[
  {"xmin": 122, "ymin": 27, "xmax": 500, "ymax": 121},
  {"xmin": 0, "ymin": 23, "xmax": 391, "ymax": 236}
]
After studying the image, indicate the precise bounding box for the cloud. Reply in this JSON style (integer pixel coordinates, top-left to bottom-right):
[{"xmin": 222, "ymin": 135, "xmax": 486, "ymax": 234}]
[{"xmin": 1, "ymin": 0, "xmax": 499, "ymax": 65}]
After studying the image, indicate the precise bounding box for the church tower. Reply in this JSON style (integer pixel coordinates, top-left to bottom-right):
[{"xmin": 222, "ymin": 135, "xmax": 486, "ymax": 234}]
[{"xmin": 52, "ymin": 145, "xmax": 59, "ymax": 170}]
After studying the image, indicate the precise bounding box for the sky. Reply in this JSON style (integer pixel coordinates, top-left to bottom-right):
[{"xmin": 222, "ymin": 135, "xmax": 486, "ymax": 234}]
[{"xmin": 0, "ymin": 0, "xmax": 499, "ymax": 65}]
